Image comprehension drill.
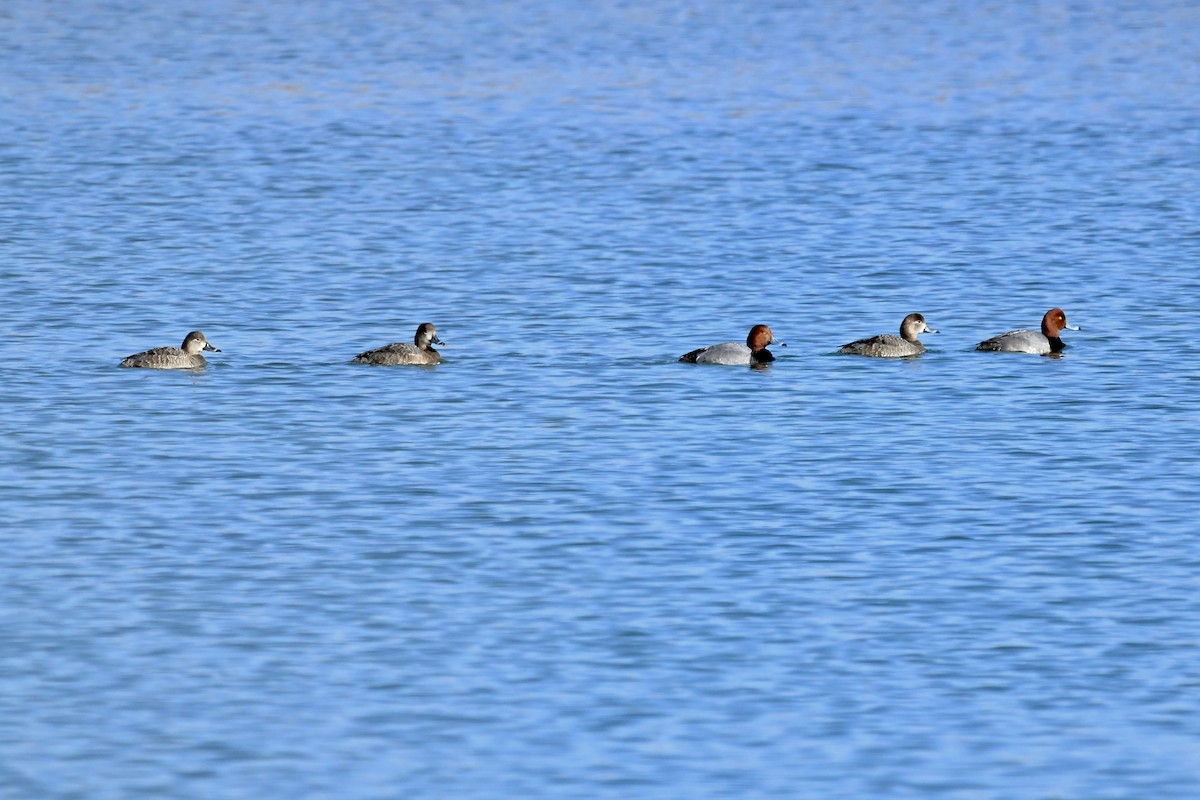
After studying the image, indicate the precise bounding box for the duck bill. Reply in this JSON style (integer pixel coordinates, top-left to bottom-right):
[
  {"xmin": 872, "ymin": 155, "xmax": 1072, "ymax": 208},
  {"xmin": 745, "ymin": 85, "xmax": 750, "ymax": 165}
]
[{"xmin": 204, "ymin": 343, "xmax": 220, "ymax": 352}]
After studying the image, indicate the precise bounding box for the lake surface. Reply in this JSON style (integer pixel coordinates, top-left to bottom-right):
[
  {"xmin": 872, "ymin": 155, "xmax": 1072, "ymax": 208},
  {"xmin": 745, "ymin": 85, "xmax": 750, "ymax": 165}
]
[{"xmin": 2, "ymin": 1, "xmax": 1199, "ymax": 797}]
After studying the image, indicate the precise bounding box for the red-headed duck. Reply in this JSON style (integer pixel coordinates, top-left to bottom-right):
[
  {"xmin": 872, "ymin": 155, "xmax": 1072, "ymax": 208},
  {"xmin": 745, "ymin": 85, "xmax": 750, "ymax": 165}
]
[
  {"xmin": 678, "ymin": 324, "xmax": 783, "ymax": 365},
  {"xmin": 354, "ymin": 322, "xmax": 445, "ymax": 365},
  {"xmin": 120, "ymin": 331, "xmax": 220, "ymax": 369},
  {"xmin": 839, "ymin": 313, "xmax": 937, "ymax": 358},
  {"xmin": 976, "ymin": 308, "xmax": 1080, "ymax": 354}
]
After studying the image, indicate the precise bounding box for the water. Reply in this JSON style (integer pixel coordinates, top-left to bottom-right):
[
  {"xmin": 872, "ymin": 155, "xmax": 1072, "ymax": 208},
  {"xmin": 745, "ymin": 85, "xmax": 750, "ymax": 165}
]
[{"xmin": 2, "ymin": 1, "xmax": 1199, "ymax": 797}]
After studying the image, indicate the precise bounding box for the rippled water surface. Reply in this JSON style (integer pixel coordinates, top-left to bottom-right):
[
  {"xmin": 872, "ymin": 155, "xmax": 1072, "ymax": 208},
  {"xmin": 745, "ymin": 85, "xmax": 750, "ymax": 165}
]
[{"xmin": 3, "ymin": 1, "xmax": 1200, "ymax": 797}]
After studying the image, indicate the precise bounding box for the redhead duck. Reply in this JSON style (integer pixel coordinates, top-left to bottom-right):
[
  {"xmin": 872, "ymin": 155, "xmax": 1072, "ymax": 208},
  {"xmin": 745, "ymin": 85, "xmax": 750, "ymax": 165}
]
[
  {"xmin": 120, "ymin": 331, "xmax": 220, "ymax": 369},
  {"xmin": 976, "ymin": 308, "xmax": 1079, "ymax": 354},
  {"xmin": 839, "ymin": 313, "xmax": 937, "ymax": 358},
  {"xmin": 679, "ymin": 325, "xmax": 783, "ymax": 365},
  {"xmin": 354, "ymin": 323, "xmax": 445, "ymax": 365}
]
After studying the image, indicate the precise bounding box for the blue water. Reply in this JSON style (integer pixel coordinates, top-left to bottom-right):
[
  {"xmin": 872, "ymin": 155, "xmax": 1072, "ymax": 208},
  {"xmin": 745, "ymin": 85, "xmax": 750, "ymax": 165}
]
[{"xmin": 3, "ymin": 1, "xmax": 1200, "ymax": 797}]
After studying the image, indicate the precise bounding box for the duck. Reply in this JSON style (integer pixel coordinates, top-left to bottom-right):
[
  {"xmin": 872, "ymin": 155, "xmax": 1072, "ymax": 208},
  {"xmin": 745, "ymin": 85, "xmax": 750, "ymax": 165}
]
[
  {"xmin": 839, "ymin": 313, "xmax": 937, "ymax": 358},
  {"xmin": 120, "ymin": 331, "xmax": 220, "ymax": 369},
  {"xmin": 353, "ymin": 322, "xmax": 445, "ymax": 365},
  {"xmin": 976, "ymin": 308, "xmax": 1079, "ymax": 354},
  {"xmin": 678, "ymin": 325, "xmax": 783, "ymax": 365}
]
